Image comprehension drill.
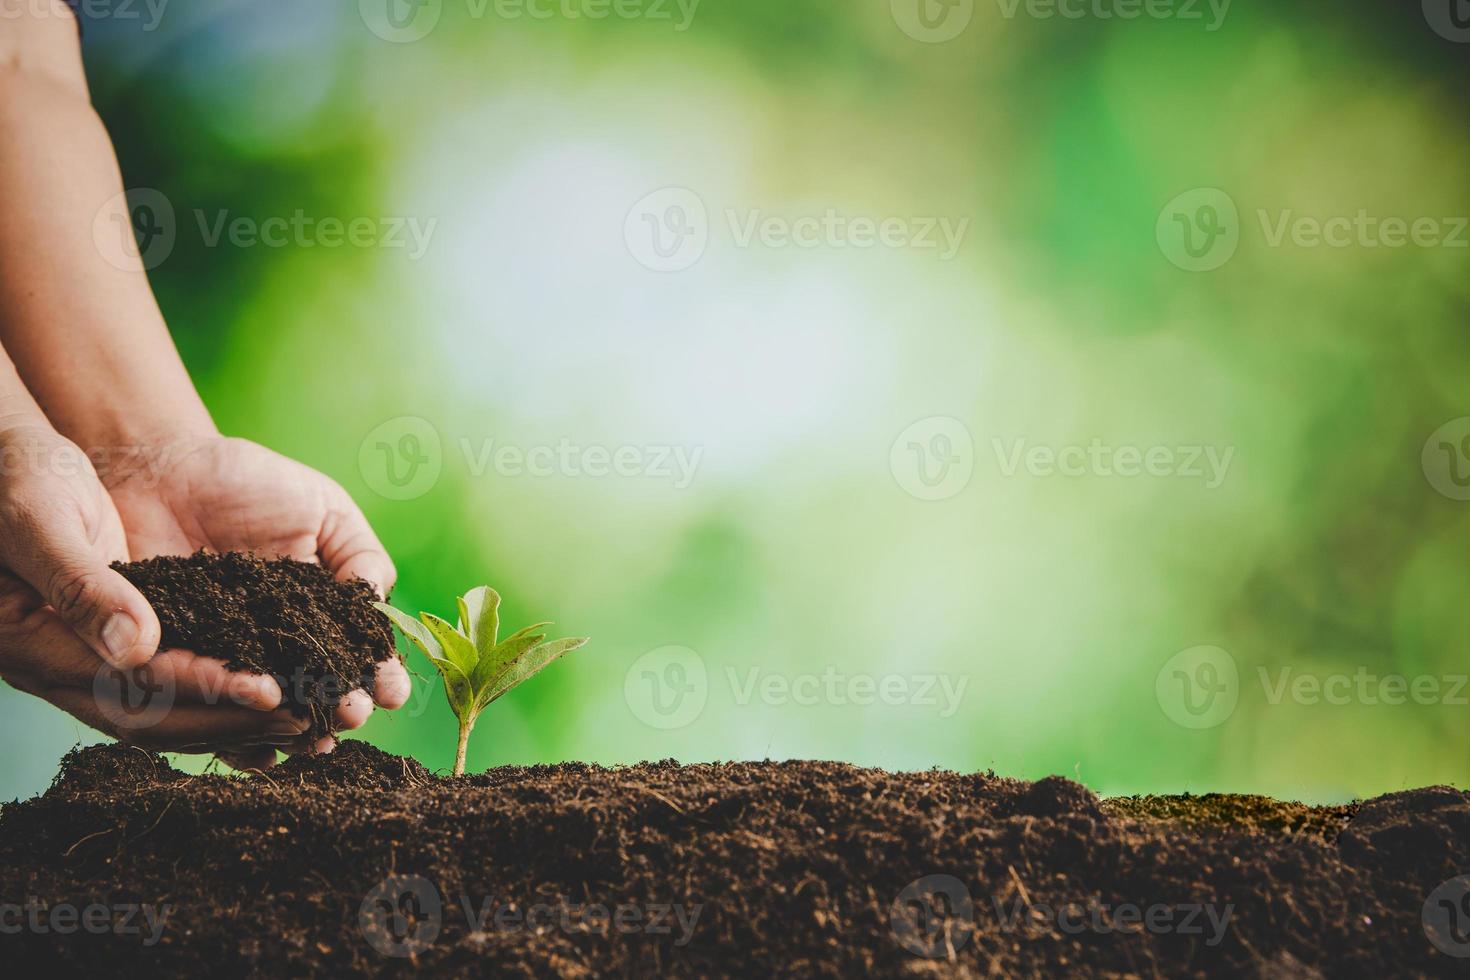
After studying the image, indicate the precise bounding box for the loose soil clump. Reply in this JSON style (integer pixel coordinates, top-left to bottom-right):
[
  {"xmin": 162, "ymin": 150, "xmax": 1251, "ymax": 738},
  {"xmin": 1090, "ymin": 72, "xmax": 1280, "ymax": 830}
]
[
  {"xmin": 2, "ymin": 742, "xmax": 1466, "ymax": 977},
  {"xmin": 112, "ymin": 552, "xmax": 395, "ymax": 735}
]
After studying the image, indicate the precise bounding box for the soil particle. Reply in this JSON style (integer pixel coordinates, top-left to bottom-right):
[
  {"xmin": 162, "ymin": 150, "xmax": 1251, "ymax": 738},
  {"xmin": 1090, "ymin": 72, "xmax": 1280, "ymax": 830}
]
[
  {"xmin": 112, "ymin": 552, "xmax": 396, "ymax": 735},
  {"xmin": 2, "ymin": 742, "xmax": 1467, "ymax": 977}
]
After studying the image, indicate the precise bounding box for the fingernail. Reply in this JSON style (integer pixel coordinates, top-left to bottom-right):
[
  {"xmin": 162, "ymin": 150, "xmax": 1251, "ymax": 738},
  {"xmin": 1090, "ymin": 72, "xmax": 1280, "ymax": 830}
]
[
  {"xmin": 313, "ymin": 737, "xmax": 336, "ymax": 755},
  {"xmin": 268, "ymin": 717, "xmax": 310, "ymax": 736},
  {"xmin": 101, "ymin": 613, "xmax": 140, "ymax": 664}
]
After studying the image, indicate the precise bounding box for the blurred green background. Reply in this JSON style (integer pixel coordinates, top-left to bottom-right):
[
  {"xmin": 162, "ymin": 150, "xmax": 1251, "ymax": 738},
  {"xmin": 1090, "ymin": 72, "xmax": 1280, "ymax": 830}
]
[{"xmin": 4, "ymin": 0, "xmax": 1469, "ymax": 803}]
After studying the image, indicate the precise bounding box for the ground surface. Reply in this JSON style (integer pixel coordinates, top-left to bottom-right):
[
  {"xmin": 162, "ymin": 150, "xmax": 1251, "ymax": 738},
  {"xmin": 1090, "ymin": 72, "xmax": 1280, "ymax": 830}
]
[{"xmin": 2, "ymin": 742, "xmax": 1468, "ymax": 978}]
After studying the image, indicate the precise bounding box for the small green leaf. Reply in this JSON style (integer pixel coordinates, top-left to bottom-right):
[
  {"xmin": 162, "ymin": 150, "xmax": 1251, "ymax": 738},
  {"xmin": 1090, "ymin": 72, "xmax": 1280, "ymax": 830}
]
[
  {"xmin": 430, "ymin": 655, "xmax": 476, "ymax": 721},
  {"xmin": 373, "ymin": 602, "xmax": 442, "ymax": 660},
  {"xmin": 483, "ymin": 636, "xmax": 589, "ymax": 707},
  {"xmin": 420, "ymin": 613, "xmax": 478, "ymax": 676},
  {"xmin": 499, "ymin": 621, "xmax": 551, "ymax": 646},
  {"xmin": 458, "ymin": 586, "xmax": 501, "ymax": 655},
  {"xmin": 470, "ymin": 631, "xmax": 544, "ymax": 693}
]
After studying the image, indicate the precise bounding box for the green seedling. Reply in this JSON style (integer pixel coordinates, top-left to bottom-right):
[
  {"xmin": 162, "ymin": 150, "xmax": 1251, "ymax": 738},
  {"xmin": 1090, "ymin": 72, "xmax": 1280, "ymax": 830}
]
[{"xmin": 374, "ymin": 587, "xmax": 588, "ymax": 775}]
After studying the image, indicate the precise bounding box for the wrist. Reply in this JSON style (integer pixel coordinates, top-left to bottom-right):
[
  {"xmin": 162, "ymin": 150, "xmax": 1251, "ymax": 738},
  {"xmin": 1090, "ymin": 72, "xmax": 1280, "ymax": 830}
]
[{"xmin": 61, "ymin": 393, "xmax": 219, "ymax": 456}]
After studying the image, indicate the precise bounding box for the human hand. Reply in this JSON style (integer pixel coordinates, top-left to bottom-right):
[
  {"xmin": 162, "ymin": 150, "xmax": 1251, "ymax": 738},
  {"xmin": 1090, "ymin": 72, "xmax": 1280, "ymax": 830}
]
[
  {"xmin": 103, "ymin": 434, "xmax": 412, "ymax": 763},
  {"xmin": 0, "ymin": 422, "xmax": 314, "ymax": 762}
]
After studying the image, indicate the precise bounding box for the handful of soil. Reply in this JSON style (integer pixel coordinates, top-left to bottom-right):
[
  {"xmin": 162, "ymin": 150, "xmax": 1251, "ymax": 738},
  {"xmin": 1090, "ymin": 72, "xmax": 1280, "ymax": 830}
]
[{"xmin": 113, "ymin": 552, "xmax": 396, "ymax": 736}]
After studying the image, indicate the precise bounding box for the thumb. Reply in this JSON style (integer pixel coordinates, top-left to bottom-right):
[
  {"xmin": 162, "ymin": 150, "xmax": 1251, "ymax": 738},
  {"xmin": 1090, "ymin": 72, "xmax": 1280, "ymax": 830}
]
[{"xmin": 0, "ymin": 518, "xmax": 160, "ymax": 670}]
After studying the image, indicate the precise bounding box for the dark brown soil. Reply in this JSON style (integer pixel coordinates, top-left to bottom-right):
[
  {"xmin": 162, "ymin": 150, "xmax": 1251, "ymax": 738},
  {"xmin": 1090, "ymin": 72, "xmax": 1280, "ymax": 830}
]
[
  {"xmin": 112, "ymin": 552, "xmax": 395, "ymax": 736},
  {"xmin": 2, "ymin": 743, "xmax": 1468, "ymax": 978}
]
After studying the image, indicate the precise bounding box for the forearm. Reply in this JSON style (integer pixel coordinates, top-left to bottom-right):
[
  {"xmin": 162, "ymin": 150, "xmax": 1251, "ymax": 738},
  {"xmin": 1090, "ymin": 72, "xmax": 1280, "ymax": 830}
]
[
  {"xmin": 0, "ymin": 7, "xmax": 215, "ymax": 451},
  {"xmin": 0, "ymin": 339, "xmax": 52, "ymax": 437}
]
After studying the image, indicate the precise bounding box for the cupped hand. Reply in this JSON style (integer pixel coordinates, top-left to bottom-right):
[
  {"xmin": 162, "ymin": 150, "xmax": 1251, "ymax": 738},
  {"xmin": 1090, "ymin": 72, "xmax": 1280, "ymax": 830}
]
[
  {"xmin": 0, "ymin": 422, "xmax": 317, "ymax": 762},
  {"xmin": 102, "ymin": 434, "xmax": 411, "ymax": 763}
]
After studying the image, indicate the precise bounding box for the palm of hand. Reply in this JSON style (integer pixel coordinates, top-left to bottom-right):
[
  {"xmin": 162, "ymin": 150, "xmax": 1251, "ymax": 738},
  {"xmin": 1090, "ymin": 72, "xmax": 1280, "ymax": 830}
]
[{"xmin": 106, "ymin": 437, "xmax": 334, "ymax": 564}]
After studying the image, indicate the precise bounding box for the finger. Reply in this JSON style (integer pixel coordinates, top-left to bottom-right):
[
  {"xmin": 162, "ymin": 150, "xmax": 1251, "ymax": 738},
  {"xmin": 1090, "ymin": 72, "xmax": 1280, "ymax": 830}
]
[
  {"xmin": 0, "ymin": 496, "xmax": 160, "ymax": 668},
  {"xmin": 319, "ymin": 484, "xmax": 396, "ymax": 599},
  {"xmin": 279, "ymin": 735, "xmax": 333, "ymax": 757},
  {"xmin": 372, "ymin": 658, "xmax": 411, "ymax": 710},
  {"xmin": 4, "ymin": 609, "xmax": 281, "ymax": 711},
  {"xmin": 334, "ymin": 688, "xmax": 373, "ymax": 730},
  {"xmin": 146, "ymin": 650, "xmax": 283, "ymax": 711},
  {"xmin": 44, "ymin": 687, "xmax": 310, "ymax": 750}
]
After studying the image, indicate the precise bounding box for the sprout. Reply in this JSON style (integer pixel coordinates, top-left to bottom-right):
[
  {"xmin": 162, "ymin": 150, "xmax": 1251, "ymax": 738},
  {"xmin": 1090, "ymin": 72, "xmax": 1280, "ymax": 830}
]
[{"xmin": 374, "ymin": 587, "xmax": 588, "ymax": 775}]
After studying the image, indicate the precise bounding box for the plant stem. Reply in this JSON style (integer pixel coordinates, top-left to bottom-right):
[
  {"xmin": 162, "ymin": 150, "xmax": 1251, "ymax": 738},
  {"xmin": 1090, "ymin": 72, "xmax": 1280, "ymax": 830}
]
[{"xmin": 454, "ymin": 718, "xmax": 473, "ymax": 777}]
